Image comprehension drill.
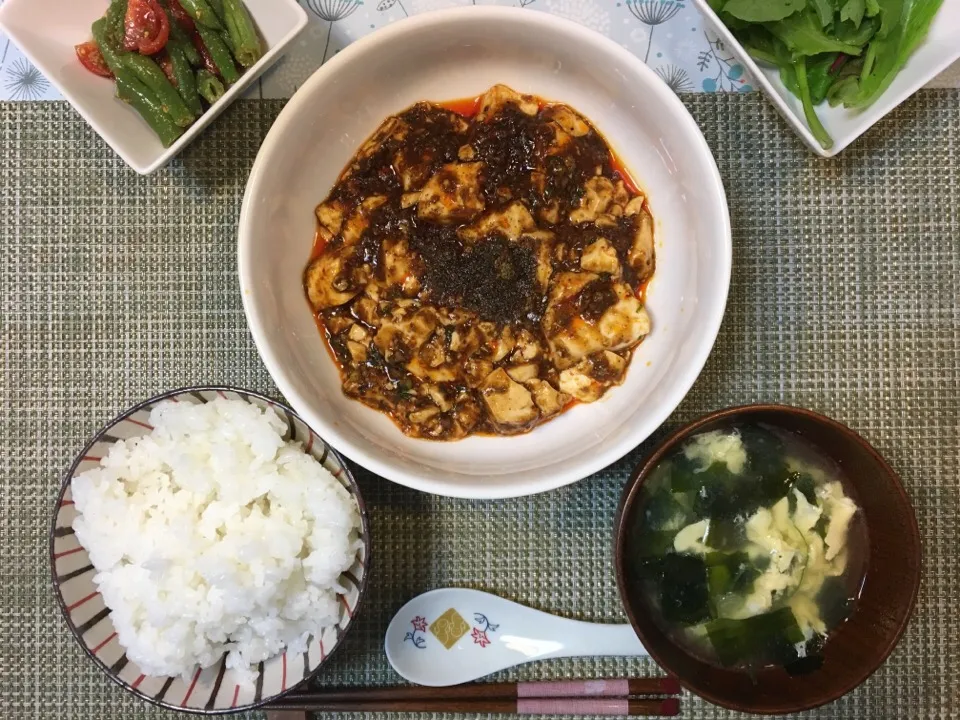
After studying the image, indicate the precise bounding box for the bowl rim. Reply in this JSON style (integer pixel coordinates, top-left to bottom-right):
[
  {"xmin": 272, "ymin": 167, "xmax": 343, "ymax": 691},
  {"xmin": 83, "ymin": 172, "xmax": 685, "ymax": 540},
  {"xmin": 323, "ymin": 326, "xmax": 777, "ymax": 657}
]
[
  {"xmin": 613, "ymin": 402, "xmax": 922, "ymax": 714},
  {"xmin": 238, "ymin": 5, "xmax": 732, "ymax": 500},
  {"xmin": 49, "ymin": 384, "xmax": 372, "ymax": 715}
]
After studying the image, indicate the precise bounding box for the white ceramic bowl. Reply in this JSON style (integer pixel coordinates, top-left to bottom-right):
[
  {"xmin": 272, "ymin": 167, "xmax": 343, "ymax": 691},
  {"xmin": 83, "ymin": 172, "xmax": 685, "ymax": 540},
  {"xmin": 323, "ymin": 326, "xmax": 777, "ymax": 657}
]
[
  {"xmin": 693, "ymin": 0, "xmax": 960, "ymax": 157},
  {"xmin": 239, "ymin": 7, "xmax": 731, "ymax": 500},
  {"xmin": 0, "ymin": 0, "xmax": 307, "ymax": 175},
  {"xmin": 52, "ymin": 387, "xmax": 370, "ymax": 714}
]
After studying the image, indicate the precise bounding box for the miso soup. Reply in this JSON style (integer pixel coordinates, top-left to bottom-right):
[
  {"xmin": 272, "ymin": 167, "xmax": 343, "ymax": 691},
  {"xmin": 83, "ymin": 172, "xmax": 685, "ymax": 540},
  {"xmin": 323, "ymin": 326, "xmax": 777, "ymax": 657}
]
[{"xmin": 632, "ymin": 423, "xmax": 868, "ymax": 673}]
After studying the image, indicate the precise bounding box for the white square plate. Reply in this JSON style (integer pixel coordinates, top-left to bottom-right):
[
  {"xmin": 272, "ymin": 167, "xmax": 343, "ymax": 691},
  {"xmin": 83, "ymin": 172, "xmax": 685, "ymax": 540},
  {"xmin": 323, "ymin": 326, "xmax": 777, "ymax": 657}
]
[
  {"xmin": 0, "ymin": 0, "xmax": 307, "ymax": 174},
  {"xmin": 693, "ymin": 0, "xmax": 960, "ymax": 157}
]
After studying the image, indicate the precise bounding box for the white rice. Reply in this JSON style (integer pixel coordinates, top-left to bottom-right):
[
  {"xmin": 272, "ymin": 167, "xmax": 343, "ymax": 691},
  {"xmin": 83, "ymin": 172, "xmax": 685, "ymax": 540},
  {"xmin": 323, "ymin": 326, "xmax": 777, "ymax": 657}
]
[{"xmin": 71, "ymin": 397, "xmax": 362, "ymax": 687}]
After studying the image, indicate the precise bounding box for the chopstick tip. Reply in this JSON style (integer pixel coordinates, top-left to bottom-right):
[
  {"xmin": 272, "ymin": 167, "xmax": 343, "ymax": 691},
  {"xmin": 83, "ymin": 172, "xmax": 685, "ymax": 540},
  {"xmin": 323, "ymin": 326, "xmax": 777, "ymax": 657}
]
[
  {"xmin": 659, "ymin": 697, "xmax": 680, "ymax": 716},
  {"xmin": 659, "ymin": 676, "xmax": 682, "ymax": 695}
]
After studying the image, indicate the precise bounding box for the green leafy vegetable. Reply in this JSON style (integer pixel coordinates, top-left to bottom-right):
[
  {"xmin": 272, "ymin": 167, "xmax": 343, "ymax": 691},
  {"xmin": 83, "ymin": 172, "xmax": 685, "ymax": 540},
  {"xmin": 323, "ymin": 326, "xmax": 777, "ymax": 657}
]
[
  {"xmin": 827, "ymin": 56, "xmax": 865, "ymax": 104},
  {"xmin": 780, "ymin": 61, "xmax": 801, "ymax": 95},
  {"xmin": 809, "ymin": 0, "xmax": 836, "ymax": 27},
  {"xmin": 710, "ymin": 0, "xmax": 944, "ymax": 148},
  {"xmin": 723, "ymin": 0, "xmax": 806, "ymax": 22},
  {"xmin": 805, "ymin": 53, "xmax": 841, "ymax": 104},
  {"xmin": 841, "ymin": 0, "xmax": 867, "ymax": 27},
  {"xmin": 834, "ymin": 16, "xmax": 880, "ymax": 45},
  {"xmin": 743, "ymin": 41, "xmax": 781, "ymax": 65},
  {"xmin": 767, "ymin": 10, "xmax": 866, "ymax": 56},
  {"xmin": 902, "ymin": 0, "xmax": 944, "ymax": 55},
  {"xmin": 876, "ymin": 0, "xmax": 904, "ymax": 37}
]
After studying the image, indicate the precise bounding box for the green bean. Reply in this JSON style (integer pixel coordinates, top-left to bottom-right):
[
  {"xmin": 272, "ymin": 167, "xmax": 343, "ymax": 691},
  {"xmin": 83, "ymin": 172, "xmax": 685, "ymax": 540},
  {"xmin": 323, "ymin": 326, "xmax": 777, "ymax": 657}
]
[
  {"xmin": 220, "ymin": 28, "xmax": 237, "ymax": 56},
  {"xmin": 164, "ymin": 7, "xmax": 204, "ymax": 66},
  {"xmin": 196, "ymin": 69, "xmax": 225, "ymax": 104},
  {"xmin": 116, "ymin": 72, "xmax": 184, "ymax": 147},
  {"xmin": 122, "ymin": 53, "xmax": 196, "ymax": 127},
  {"xmin": 209, "ymin": 0, "xmax": 226, "ymax": 22},
  {"xmin": 168, "ymin": 42, "xmax": 203, "ymax": 116},
  {"xmin": 222, "ymin": 0, "xmax": 261, "ymax": 68},
  {"xmin": 180, "ymin": 32, "xmax": 204, "ymax": 68},
  {"xmin": 92, "ymin": 18, "xmax": 124, "ymax": 75},
  {"xmin": 104, "ymin": 0, "xmax": 126, "ymax": 49},
  {"xmin": 196, "ymin": 24, "xmax": 240, "ymax": 84},
  {"xmin": 178, "ymin": 0, "xmax": 223, "ymax": 29}
]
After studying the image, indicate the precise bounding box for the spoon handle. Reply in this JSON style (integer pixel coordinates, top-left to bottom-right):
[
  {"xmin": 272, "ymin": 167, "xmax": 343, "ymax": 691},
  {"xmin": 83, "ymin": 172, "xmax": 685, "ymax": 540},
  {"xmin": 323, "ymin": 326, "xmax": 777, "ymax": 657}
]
[{"xmin": 537, "ymin": 621, "xmax": 647, "ymax": 659}]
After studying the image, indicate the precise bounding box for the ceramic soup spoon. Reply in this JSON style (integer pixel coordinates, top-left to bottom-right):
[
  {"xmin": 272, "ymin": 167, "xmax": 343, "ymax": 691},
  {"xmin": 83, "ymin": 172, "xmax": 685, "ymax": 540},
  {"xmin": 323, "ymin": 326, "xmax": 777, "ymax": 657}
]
[{"xmin": 384, "ymin": 588, "xmax": 648, "ymax": 686}]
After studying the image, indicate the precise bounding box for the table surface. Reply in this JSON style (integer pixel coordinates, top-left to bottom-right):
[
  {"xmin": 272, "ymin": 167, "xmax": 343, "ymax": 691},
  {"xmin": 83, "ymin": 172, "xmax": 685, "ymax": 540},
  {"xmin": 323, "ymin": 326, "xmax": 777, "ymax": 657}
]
[
  {"xmin": 1, "ymin": 0, "xmax": 959, "ymax": 101},
  {"xmin": 1, "ymin": 91, "xmax": 957, "ymax": 719}
]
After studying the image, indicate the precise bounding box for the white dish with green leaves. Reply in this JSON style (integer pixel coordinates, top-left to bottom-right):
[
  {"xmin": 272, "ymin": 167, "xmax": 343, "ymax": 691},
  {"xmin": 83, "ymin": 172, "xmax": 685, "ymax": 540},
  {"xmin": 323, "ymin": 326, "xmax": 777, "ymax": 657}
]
[{"xmin": 693, "ymin": 0, "xmax": 960, "ymax": 156}]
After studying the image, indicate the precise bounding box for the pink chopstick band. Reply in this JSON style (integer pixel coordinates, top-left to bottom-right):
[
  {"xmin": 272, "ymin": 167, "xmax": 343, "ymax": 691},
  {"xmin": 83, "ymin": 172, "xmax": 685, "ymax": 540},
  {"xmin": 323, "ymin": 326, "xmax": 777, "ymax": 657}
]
[
  {"xmin": 516, "ymin": 679, "xmax": 631, "ymax": 698},
  {"xmin": 517, "ymin": 698, "xmax": 631, "ymax": 715}
]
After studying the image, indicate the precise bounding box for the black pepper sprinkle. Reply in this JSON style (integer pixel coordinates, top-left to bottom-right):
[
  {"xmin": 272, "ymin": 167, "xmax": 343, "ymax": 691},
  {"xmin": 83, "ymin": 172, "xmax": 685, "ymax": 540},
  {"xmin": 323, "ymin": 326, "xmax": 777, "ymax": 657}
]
[{"xmin": 410, "ymin": 228, "xmax": 544, "ymax": 326}]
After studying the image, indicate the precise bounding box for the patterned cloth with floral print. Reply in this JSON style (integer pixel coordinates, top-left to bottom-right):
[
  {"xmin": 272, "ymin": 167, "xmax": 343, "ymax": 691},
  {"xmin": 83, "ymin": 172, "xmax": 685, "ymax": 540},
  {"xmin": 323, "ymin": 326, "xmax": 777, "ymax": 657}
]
[{"xmin": 2, "ymin": 0, "xmax": 957, "ymax": 100}]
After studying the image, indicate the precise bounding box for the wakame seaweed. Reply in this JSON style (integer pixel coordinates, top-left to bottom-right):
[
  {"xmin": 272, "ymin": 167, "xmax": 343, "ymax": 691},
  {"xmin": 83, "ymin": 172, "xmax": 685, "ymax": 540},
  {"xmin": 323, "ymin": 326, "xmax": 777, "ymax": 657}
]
[
  {"xmin": 643, "ymin": 484, "xmax": 691, "ymax": 531},
  {"xmin": 816, "ymin": 576, "xmax": 856, "ymax": 630},
  {"xmin": 703, "ymin": 518, "xmax": 744, "ymax": 551},
  {"xmin": 641, "ymin": 554, "xmax": 711, "ymax": 625},
  {"xmin": 705, "ymin": 607, "xmax": 806, "ymax": 667}
]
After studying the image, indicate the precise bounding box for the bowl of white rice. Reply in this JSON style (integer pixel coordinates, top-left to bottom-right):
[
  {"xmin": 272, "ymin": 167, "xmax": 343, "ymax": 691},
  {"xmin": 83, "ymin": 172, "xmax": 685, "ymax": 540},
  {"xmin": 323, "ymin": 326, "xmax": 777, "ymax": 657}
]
[{"xmin": 50, "ymin": 386, "xmax": 370, "ymax": 714}]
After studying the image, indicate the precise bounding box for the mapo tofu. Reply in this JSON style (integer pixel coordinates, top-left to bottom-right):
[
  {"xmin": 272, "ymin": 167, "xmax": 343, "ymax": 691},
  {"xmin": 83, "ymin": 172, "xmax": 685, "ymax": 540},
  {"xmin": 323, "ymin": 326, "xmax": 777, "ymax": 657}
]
[{"xmin": 303, "ymin": 85, "xmax": 655, "ymax": 440}]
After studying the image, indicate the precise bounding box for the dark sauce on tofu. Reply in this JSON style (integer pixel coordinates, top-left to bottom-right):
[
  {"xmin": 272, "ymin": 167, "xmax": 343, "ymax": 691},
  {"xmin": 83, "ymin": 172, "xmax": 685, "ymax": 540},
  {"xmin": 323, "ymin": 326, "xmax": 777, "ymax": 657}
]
[{"xmin": 303, "ymin": 85, "xmax": 656, "ymax": 440}]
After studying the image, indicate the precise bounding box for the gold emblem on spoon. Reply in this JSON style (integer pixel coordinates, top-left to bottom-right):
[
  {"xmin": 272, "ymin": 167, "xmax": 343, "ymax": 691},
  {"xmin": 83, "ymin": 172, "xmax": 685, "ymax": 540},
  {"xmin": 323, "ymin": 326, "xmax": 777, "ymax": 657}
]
[{"xmin": 430, "ymin": 608, "xmax": 471, "ymax": 649}]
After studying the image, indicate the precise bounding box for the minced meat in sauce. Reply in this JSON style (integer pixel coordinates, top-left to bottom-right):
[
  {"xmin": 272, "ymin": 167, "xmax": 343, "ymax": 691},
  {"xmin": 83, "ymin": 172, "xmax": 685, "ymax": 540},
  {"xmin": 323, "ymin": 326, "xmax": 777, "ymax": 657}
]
[{"xmin": 303, "ymin": 84, "xmax": 655, "ymax": 440}]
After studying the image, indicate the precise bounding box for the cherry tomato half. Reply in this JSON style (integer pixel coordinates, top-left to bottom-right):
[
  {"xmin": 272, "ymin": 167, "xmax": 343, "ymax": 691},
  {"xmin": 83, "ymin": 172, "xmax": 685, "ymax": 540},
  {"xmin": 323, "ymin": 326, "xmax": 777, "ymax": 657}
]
[
  {"xmin": 75, "ymin": 41, "xmax": 114, "ymax": 78},
  {"xmin": 123, "ymin": 0, "xmax": 170, "ymax": 55}
]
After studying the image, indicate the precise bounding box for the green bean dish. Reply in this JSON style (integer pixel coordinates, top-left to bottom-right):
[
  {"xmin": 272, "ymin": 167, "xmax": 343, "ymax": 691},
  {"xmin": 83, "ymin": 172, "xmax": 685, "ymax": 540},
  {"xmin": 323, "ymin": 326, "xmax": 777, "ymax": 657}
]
[{"xmin": 75, "ymin": 0, "xmax": 263, "ymax": 146}]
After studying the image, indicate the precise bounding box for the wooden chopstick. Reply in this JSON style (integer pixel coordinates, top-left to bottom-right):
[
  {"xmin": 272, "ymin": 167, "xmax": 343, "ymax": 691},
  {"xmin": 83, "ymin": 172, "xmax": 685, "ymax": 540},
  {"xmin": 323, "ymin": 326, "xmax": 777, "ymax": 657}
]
[
  {"xmin": 272, "ymin": 677, "xmax": 681, "ymax": 703},
  {"xmin": 266, "ymin": 697, "xmax": 680, "ymax": 716},
  {"xmin": 264, "ymin": 678, "xmax": 682, "ymax": 716}
]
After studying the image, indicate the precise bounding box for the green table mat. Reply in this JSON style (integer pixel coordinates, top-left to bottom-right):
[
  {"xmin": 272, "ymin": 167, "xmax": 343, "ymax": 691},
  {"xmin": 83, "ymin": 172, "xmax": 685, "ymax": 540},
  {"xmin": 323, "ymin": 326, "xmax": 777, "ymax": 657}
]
[{"xmin": 1, "ymin": 93, "xmax": 957, "ymax": 720}]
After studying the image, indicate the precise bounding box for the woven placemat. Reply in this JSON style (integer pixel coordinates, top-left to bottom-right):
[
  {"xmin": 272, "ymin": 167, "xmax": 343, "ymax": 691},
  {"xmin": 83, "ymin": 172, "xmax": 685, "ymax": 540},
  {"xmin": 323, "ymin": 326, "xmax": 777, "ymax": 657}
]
[{"xmin": 1, "ymin": 92, "xmax": 957, "ymax": 720}]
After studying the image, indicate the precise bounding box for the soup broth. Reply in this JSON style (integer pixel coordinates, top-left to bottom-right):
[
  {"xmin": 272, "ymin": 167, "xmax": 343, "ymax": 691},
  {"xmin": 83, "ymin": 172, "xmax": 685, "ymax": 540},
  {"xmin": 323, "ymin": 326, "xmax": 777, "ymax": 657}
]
[{"xmin": 632, "ymin": 423, "xmax": 868, "ymax": 673}]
